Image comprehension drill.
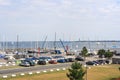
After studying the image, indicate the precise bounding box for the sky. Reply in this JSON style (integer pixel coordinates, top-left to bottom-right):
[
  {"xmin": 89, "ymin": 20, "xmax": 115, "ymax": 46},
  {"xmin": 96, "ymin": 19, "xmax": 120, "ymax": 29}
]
[{"xmin": 0, "ymin": 0, "xmax": 120, "ymax": 41}]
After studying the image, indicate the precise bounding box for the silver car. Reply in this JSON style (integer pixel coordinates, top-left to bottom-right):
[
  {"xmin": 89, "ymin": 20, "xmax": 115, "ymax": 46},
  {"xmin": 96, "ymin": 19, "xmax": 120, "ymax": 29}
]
[{"xmin": 19, "ymin": 61, "xmax": 30, "ymax": 67}]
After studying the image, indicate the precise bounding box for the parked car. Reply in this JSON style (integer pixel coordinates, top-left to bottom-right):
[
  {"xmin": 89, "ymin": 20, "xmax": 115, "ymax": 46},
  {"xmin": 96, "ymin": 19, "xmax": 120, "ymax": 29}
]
[
  {"xmin": 24, "ymin": 59, "xmax": 35, "ymax": 66},
  {"xmin": 92, "ymin": 60, "xmax": 101, "ymax": 65},
  {"xmin": 66, "ymin": 58, "xmax": 75, "ymax": 62},
  {"xmin": 75, "ymin": 56, "xmax": 84, "ymax": 61},
  {"xmin": 19, "ymin": 60, "xmax": 30, "ymax": 67},
  {"xmin": 25, "ymin": 57, "xmax": 38, "ymax": 63},
  {"xmin": 52, "ymin": 56, "xmax": 66, "ymax": 63},
  {"xmin": 52, "ymin": 56, "xmax": 65, "ymax": 60},
  {"xmin": 97, "ymin": 60, "xmax": 109, "ymax": 64},
  {"xmin": 86, "ymin": 61, "xmax": 97, "ymax": 65},
  {"xmin": 49, "ymin": 60, "xmax": 57, "ymax": 64},
  {"xmin": 37, "ymin": 60, "xmax": 46, "ymax": 65},
  {"xmin": 115, "ymin": 53, "xmax": 120, "ymax": 56},
  {"xmin": 38, "ymin": 56, "xmax": 52, "ymax": 63},
  {"xmin": 87, "ymin": 53, "xmax": 95, "ymax": 57},
  {"xmin": 57, "ymin": 59, "xmax": 66, "ymax": 63},
  {"xmin": 25, "ymin": 57, "xmax": 38, "ymax": 61},
  {"xmin": 105, "ymin": 60, "xmax": 110, "ymax": 64}
]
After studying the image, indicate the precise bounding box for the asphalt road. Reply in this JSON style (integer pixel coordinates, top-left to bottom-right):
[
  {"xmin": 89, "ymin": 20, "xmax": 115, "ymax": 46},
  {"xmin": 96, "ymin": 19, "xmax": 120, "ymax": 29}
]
[
  {"xmin": 0, "ymin": 63, "xmax": 72, "ymax": 76},
  {"xmin": 0, "ymin": 57, "xmax": 94, "ymax": 76}
]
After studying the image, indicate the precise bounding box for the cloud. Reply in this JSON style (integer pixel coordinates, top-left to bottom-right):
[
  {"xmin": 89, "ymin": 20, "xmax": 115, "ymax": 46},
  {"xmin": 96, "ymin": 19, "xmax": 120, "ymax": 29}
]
[
  {"xmin": 0, "ymin": 0, "xmax": 11, "ymax": 6},
  {"xmin": 1, "ymin": 0, "xmax": 120, "ymax": 41},
  {"xmin": 1, "ymin": 0, "xmax": 120, "ymax": 23},
  {"xmin": 1, "ymin": 0, "xmax": 120, "ymax": 18}
]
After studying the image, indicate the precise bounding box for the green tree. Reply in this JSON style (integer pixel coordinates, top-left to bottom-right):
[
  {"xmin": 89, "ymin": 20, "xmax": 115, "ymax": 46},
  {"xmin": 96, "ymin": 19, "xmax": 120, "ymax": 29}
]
[
  {"xmin": 105, "ymin": 50, "xmax": 113, "ymax": 59},
  {"xmin": 97, "ymin": 49, "xmax": 106, "ymax": 58},
  {"xmin": 67, "ymin": 61, "xmax": 85, "ymax": 80},
  {"xmin": 81, "ymin": 47, "xmax": 88, "ymax": 60}
]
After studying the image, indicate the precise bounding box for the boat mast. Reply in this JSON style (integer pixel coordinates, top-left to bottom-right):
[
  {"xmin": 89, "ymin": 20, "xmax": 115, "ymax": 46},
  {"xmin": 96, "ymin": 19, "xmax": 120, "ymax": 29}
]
[
  {"xmin": 42, "ymin": 36, "xmax": 47, "ymax": 49},
  {"xmin": 88, "ymin": 38, "xmax": 91, "ymax": 52},
  {"xmin": 17, "ymin": 35, "xmax": 19, "ymax": 53},
  {"xmin": 54, "ymin": 32, "xmax": 56, "ymax": 50},
  {"xmin": 0, "ymin": 35, "xmax": 1, "ymax": 50},
  {"xmin": 2, "ymin": 35, "xmax": 5, "ymax": 52}
]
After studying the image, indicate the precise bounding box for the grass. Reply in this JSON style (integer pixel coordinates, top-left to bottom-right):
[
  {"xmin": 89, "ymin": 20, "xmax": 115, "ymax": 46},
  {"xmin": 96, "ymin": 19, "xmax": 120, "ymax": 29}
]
[
  {"xmin": 0, "ymin": 64, "xmax": 120, "ymax": 80},
  {"xmin": 87, "ymin": 64, "xmax": 120, "ymax": 80},
  {"xmin": 1, "ymin": 70, "xmax": 69, "ymax": 80}
]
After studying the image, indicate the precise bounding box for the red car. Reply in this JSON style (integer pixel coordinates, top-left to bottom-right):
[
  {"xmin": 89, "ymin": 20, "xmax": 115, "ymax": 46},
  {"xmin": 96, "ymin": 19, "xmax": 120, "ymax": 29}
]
[{"xmin": 49, "ymin": 60, "xmax": 57, "ymax": 64}]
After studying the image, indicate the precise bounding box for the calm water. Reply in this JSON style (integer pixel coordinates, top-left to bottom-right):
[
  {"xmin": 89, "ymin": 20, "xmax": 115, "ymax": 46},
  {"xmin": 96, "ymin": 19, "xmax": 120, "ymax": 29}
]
[{"xmin": 0, "ymin": 41, "xmax": 120, "ymax": 51}]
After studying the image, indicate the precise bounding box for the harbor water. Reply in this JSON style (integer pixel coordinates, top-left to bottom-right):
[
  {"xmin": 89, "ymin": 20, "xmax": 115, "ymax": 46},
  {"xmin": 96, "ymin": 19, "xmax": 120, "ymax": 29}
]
[{"xmin": 0, "ymin": 41, "xmax": 120, "ymax": 51}]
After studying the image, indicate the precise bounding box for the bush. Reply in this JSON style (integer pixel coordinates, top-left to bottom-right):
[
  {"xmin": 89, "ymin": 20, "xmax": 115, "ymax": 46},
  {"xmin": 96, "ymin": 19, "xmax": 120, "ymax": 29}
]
[{"xmin": 67, "ymin": 61, "xmax": 85, "ymax": 80}]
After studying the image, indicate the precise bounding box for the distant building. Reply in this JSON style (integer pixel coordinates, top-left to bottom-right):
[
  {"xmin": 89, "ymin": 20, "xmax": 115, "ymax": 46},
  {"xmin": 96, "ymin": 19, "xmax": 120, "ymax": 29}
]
[{"xmin": 112, "ymin": 56, "xmax": 120, "ymax": 64}]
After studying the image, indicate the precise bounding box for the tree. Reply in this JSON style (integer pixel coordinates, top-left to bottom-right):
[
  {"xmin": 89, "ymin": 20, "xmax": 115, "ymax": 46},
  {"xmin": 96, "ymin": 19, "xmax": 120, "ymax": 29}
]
[
  {"xmin": 67, "ymin": 61, "xmax": 85, "ymax": 80},
  {"xmin": 81, "ymin": 47, "xmax": 88, "ymax": 60},
  {"xmin": 105, "ymin": 50, "xmax": 113, "ymax": 59},
  {"xmin": 97, "ymin": 49, "xmax": 106, "ymax": 58},
  {"xmin": 97, "ymin": 49, "xmax": 113, "ymax": 59}
]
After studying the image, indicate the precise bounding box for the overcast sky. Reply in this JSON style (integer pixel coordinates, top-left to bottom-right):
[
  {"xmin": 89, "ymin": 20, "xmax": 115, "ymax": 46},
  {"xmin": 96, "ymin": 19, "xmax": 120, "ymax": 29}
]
[{"xmin": 0, "ymin": 0, "xmax": 120, "ymax": 41}]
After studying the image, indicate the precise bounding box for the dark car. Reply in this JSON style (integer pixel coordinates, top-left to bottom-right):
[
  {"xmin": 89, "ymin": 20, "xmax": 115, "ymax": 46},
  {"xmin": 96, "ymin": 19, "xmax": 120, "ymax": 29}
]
[
  {"xmin": 66, "ymin": 58, "xmax": 75, "ymax": 62},
  {"xmin": 52, "ymin": 56, "xmax": 65, "ymax": 60},
  {"xmin": 37, "ymin": 60, "xmax": 46, "ymax": 65},
  {"xmin": 75, "ymin": 56, "xmax": 84, "ymax": 61},
  {"xmin": 97, "ymin": 60, "xmax": 109, "ymax": 64},
  {"xmin": 86, "ymin": 61, "xmax": 97, "ymax": 65},
  {"xmin": 93, "ymin": 60, "xmax": 101, "ymax": 65},
  {"xmin": 19, "ymin": 60, "xmax": 30, "ymax": 67},
  {"xmin": 87, "ymin": 53, "xmax": 95, "ymax": 57},
  {"xmin": 38, "ymin": 56, "xmax": 52, "ymax": 63},
  {"xmin": 57, "ymin": 59, "xmax": 66, "ymax": 63},
  {"xmin": 24, "ymin": 59, "xmax": 35, "ymax": 66},
  {"xmin": 105, "ymin": 60, "xmax": 110, "ymax": 64},
  {"xmin": 25, "ymin": 57, "xmax": 38, "ymax": 63},
  {"xmin": 52, "ymin": 56, "xmax": 66, "ymax": 63},
  {"xmin": 115, "ymin": 53, "xmax": 120, "ymax": 56}
]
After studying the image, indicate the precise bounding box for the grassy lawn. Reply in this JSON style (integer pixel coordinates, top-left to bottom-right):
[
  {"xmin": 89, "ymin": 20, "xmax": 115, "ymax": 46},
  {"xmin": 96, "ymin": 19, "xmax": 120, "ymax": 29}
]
[
  {"xmin": 87, "ymin": 64, "xmax": 120, "ymax": 80},
  {"xmin": 0, "ymin": 64, "xmax": 120, "ymax": 80}
]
